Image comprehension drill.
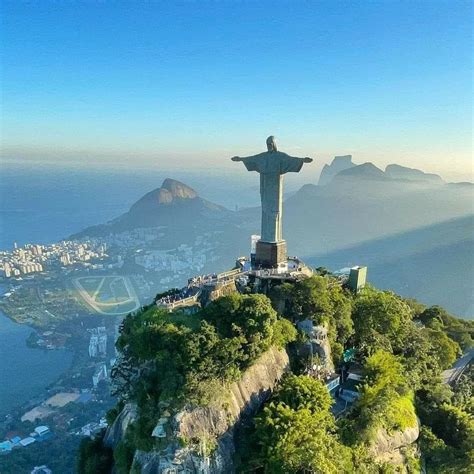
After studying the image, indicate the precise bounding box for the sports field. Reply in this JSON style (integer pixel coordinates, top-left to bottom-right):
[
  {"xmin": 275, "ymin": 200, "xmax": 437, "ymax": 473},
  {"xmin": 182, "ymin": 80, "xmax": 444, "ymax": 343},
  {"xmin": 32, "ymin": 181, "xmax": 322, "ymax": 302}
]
[{"xmin": 72, "ymin": 276, "xmax": 140, "ymax": 315}]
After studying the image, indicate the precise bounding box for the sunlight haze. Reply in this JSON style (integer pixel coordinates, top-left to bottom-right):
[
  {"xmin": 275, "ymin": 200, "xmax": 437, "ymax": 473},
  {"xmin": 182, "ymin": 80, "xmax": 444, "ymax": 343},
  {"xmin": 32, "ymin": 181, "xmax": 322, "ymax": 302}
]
[{"xmin": 2, "ymin": 1, "xmax": 472, "ymax": 181}]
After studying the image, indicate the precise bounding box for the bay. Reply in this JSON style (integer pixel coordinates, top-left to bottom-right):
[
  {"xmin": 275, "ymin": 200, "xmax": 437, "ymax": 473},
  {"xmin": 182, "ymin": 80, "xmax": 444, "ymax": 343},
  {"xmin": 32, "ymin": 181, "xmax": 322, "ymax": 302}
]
[{"xmin": 0, "ymin": 307, "xmax": 73, "ymax": 416}]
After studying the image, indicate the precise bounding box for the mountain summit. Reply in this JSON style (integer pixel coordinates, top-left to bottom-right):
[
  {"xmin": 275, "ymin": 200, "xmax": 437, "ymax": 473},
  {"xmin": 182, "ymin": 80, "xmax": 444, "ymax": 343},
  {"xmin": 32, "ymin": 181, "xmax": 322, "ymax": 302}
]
[
  {"xmin": 318, "ymin": 155, "xmax": 356, "ymax": 185},
  {"xmin": 130, "ymin": 179, "xmax": 199, "ymax": 209},
  {"xmin": 385, "ymin": 164, "xmax": 443, "ymax": 184},
  {"xmin": 319, "ymin": 158, "xmax": 445, "ymax": 186},
  {"xmin": 334, "ymin": 162, "xmax": 388, "ymax": 181},
  {"xmin": 161, "ymin": 178, "xmax": 198, "ymax": 200},
  {"xmin": 71, "ymin": 178, "xmax": 226, "ymax": 238}
]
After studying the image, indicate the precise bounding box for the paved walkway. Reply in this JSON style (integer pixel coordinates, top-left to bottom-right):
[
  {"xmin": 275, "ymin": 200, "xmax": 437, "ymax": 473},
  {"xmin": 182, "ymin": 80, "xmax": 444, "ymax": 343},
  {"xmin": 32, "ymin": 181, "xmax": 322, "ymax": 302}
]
[{"xmin": 442, "ymin": 349, "xmax": 474, "ymax": 384}]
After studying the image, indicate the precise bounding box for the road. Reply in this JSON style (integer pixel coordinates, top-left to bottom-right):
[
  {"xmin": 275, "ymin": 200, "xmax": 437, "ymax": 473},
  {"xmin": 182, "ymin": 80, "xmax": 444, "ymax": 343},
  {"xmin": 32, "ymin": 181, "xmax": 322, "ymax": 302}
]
[{"xmin": 442, "ymin": 349, "xmax": 474, "ymax": 385}]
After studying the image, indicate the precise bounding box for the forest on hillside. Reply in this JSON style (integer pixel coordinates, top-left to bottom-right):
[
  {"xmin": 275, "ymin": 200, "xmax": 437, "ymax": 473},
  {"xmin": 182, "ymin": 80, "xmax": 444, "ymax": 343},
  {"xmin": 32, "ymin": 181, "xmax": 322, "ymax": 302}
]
[{"xmin": 78, "ymin": 274, "xmax": 473, "ymax": 474}]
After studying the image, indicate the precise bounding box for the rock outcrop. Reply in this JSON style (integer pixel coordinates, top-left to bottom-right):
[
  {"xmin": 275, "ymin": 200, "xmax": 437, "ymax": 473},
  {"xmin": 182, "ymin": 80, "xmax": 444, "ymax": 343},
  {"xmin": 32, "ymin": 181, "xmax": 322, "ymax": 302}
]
[
  {"xmin": 107, "ymin": 347, "xmax": 289, "ymax": 473},
  {"xmin": 318, "ymin": 155, "xmax": 356, "ymax": 185},
  {"xmin": 370, "ymin": 419, "xmax": 421, "ymax": 470},
  {"xmin": 104, "ymin": 403, "xmax": 138, "ymax": 449},
  {"xmin": 200, "ymin": 279, "xmax": 238, "ymax": 307}
]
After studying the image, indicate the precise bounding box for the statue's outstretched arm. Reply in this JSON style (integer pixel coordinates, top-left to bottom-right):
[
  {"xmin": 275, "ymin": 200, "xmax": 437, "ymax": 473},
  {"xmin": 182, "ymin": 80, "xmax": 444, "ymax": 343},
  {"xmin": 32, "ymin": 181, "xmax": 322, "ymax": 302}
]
[
  {"xmin": 280, "ymin": 155, "xmax": 313, "ymax": 173},
  {"xmin": 231, "ymin": 154, "xmax": 261, "ymax": 172},
  {"xmin": 231, "ymin": 154, "xmax": 257, "ymax": 161}
]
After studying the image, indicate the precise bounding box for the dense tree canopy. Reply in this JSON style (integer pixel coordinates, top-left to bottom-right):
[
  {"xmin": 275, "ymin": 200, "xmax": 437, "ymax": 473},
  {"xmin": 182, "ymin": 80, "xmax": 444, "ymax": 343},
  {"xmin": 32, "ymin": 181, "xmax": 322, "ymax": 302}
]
[
  {"xmin": 269, "ymin": 275, "xmax": 354, "ymax": 366},
  {"xmin": 77, "ymin": 432, "xmax": 113, "ymax": 474},
  {"xmin": 352, "ymin": 287, "xmax": 413, "ymax": 355},
  {"xmin": 416, "ymin": 305, "xmax": 474, "ymax": 350},
  {"xmin": 345, "ymin": 350, "xmax": 416, "ymax": 444},
  {"xmin": 111, "ymin": 293, "xmax": 297, "ymax": 453},
  {"xmin": 273, "ymin": 276, "xmax": 333, "ymax": 323},
  {"xmin": 252, "ymin": 375, "xmax": 353, "ymax": 473},
  {"xmin": 102, "ymin": 275, "xmax": 472, "ymax": 473}
]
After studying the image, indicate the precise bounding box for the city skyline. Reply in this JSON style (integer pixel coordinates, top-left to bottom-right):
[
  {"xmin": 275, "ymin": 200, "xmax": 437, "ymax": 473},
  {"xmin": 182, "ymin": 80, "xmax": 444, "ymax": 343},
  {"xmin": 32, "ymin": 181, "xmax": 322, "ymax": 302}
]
[{"xmin": 1, "ymin": 1, "xmax": 473, "ymax": 181}]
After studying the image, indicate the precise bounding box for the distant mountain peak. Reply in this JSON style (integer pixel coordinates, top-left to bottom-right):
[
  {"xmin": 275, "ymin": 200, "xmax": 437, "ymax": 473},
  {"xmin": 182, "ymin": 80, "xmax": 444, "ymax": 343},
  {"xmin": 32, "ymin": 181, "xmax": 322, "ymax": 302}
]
[
  {"xmin": 161, "ymin": 178, "xmax": 198, "ymax": 199},
  {"xmin": 71, "ymin": 178, "xmax": 225, "ymax": 238},
  {"xmin": 134, "ymin": 179, "xmax": 199, "ymax": 207},
  {"xmin": 335, "ymin": 162, "xmax": 387, "ymax": 180},
  {"xmin": 332, "ymin": 155, "xmax": 354, "ymax": 165},
  {"xmin": 385, "ymin": 164, "xmax": 443, "ymax": 184},
  {"xmin": 318, "ymin": 155, "xmax": 356, "ymax": 185}
]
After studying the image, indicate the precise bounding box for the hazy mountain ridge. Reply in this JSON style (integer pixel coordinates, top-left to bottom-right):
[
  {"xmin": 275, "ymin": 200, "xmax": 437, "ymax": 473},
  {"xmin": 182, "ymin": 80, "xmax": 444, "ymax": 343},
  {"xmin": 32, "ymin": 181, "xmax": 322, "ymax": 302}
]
[
  {"xmin": 319, "ymin": 156, "xmax": 446, "ymax": 186},
  {"xmin": 71, "ymin": 160, "xmax": 474, "ymax": 316},
  {"xmin": 385, "ymin": 163, "xmax": 443, "ymax": 183},
  {"xmin": 334, "ymin": 162, "xmax": 388, "ymax": 181},
  {"xmin": 306, "ymin": 216, "xmax": 474, "ymax": 317},
  {"xmin": 72, "ymin": 178, "xmax": 228, "ymax": 238},
  {"xmin": 283, "ymin": 176, "xmax": 473, "ymax": 257},
  {"xmin": 318, "ymin": 154, "xmax": 356, "ymax": 185}
]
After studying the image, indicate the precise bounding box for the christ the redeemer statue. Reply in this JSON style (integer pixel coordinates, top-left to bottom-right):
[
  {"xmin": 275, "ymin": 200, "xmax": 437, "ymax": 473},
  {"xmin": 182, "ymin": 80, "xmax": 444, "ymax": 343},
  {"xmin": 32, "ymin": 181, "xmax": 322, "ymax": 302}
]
[{"xmin": 232, "ymin": 136, "xmax": 313, "ymax": 267}]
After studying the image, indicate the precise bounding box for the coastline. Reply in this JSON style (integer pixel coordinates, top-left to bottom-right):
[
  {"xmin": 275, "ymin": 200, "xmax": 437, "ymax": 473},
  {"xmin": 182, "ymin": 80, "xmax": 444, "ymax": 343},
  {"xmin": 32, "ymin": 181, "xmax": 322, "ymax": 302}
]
[{"xmin": 0, "ymin": 306, "xmax": 75, "ymax": 418}]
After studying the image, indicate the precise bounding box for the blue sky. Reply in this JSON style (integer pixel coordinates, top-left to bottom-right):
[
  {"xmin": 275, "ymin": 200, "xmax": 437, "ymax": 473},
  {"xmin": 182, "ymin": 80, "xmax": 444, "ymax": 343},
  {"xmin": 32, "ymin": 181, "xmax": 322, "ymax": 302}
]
[{"xmin": 1, "ymin": 1, "xmax": 472, "ymax": 180}]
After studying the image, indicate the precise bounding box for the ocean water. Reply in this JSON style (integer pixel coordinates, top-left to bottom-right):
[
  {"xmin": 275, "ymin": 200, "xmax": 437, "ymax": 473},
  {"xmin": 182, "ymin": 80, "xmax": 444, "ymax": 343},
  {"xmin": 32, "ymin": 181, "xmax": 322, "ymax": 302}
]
[
  {"xmin": 0, "ymin": 306, "xmax": 73, "ymax": 416},
  {"xmin": 0, "ymin": 162, "xmax": 264, "ymax": 249},
  {"xmin": 0, "ymin": 161, "xmax": 262, "ymax": 415}
]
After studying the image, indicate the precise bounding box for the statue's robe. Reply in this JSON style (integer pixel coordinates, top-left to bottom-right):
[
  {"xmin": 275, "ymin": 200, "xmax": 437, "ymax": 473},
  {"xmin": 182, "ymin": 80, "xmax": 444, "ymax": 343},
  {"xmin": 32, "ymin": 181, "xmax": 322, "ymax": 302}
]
[{"xmin": 239, "ymin": 151, "xmax": 306, "ymax": 242}]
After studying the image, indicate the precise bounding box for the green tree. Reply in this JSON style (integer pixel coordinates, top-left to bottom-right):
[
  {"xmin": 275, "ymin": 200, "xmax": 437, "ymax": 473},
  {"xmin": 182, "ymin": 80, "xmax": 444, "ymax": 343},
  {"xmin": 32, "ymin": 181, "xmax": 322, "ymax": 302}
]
[
  {"xmin": 418, "ymin": 306, "xmax": 446, "ymax": 330},
  {"xmin": 279, "ymin": 276, "xmax": 333, "ymax": 323},
  {"xmin": 430, "ymin": 404, "xmax": 474, "ymax": 451},
  {"xmin": 348, "ymin": 351, "xmax": 416, "ymax": 443},
  {"xmin": 114, "ymin": 438, "xmax": 135, "ymax": 474},
  {"xmin": 420, "ymin": 426, "xmax": 474, "ymax": 473},
  {"xmin": 201, "ymin": 293, "xmax": 280, "ymax": 359},
  {"xmin": 271, "ymin": 318, "xmax": 298, "ymax": 349},
  {"xmin": 399, "ymin": 324, "xmax": 442, "ymax": 389},
  {"xmin": 328, "ymin": 284, "xmax": 354, "ymax": 344},
  {"xmin": 77, "ymin": 432, "xmax": 113, "ymax": 474},
  {"xmin": 275, "ymin": 374, "xmax": 333, "ymax": 414},
  {"xmin": 452, "ymin": 365, "xmax": 474, "ymax": 414},
  {"xmin": 253, "ymin": 376, "xmax": 353, "ymax": 473},
  {"xmin": 425, "ymin": 328, "xmax": 460, "ymax": 369},
  {"xmin": 352, "ymin": 287, "xmax": 413, "ymax": 355},
  {"xmin": 363, "ymin": 350, "xmax": 407, "ymax": 394},
  {"xmin": 417, "ymin": 306, "xmax": 474, "ymax": 350},
  {"xmin": 416, "ymin": 381, "xmax": 474, "ymax": 471},
  {"xmin": 255, "ymin": 404, "xmax": 353, "ymax": 473}
]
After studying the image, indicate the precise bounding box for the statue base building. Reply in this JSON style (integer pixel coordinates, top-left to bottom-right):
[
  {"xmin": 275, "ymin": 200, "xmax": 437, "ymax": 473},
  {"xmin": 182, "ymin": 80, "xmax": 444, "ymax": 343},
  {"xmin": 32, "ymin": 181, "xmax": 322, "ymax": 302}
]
[{"xmin": 255, "ymin": 240, "xmax": 287, "ymax": 268}]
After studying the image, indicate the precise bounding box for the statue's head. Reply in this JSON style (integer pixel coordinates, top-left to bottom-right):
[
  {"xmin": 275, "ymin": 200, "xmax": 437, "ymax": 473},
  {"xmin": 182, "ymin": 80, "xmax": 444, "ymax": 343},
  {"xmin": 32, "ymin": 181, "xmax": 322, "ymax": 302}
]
[{"xmin": 266, "ymin": 136, "xmax": 277, "ymax": 152}]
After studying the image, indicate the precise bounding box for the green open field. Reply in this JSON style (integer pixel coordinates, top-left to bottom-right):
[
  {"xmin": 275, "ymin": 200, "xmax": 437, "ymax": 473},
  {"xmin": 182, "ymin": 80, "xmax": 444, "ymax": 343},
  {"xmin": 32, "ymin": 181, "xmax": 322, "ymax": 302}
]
[
  {"xmin": 78, "ymin": 277, "xmax": 102, "ymax": 298},
  {"xmin": 71, "ymin": 276, "xmax": 140, "ymax": 316}
]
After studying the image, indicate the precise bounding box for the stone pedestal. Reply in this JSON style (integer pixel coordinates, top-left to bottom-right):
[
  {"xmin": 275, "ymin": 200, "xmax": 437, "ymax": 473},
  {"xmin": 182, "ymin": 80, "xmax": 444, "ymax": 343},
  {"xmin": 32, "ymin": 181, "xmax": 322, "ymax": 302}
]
[{"xmin": 255, "ymin": 240, "xmax": 287, "ymax": 268}]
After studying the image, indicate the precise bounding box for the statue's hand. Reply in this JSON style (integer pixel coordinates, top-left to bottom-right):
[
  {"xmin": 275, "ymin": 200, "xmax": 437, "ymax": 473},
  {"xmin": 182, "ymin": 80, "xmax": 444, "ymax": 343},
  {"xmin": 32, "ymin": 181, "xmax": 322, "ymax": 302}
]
[
  {"xmin": 231, "ymin": 156, "xmax": 242, "ymax": 162},
  {"xmin": 303, "ymin": 157, "xmax": 313, "ymax": 163}
]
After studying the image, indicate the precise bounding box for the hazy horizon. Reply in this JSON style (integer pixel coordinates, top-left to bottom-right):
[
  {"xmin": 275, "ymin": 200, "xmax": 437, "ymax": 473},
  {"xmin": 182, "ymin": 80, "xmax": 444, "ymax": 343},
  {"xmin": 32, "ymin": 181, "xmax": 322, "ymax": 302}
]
[{"xmin": 2, "ymin": 150, "xmax": 472, "ymax": 185}]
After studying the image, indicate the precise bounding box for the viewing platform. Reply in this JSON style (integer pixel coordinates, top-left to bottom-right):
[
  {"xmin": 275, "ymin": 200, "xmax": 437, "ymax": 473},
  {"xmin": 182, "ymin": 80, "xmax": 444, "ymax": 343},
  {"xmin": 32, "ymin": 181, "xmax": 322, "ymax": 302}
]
[{"xmin": 155, "ymin": 255, "xmax": 314, "ymax": 312}]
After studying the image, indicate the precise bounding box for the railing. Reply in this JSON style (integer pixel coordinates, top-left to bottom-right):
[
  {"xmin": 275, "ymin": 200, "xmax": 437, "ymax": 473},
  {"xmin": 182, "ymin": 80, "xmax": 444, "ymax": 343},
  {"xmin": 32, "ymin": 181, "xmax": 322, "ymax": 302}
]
[
  {"xmin": 217, "ymin": 268, "xmax": 242, "ymax": 280},
  {"xmin": 156, "ymin": 291, "xmax": 201, "ymax": 310}
]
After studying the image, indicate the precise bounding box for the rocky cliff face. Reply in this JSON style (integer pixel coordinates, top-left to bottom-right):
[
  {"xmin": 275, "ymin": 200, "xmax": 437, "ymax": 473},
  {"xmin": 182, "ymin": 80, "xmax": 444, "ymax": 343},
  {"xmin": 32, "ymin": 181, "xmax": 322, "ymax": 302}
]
[
  {"xmin": 106, "ymin": 347, "xmax": 289, "ymax": 473},
  {"xmin": 104, "ymin": 403, "xmax": 138, "ymax": 449},
  {"xmin": 370, "ymin": 419, "xmax": 421, "ymax": 470},
  {"xmin": 318, "ymin": 155, "xmax": 356, "ymax": 185},
  {"xmin": 200, "ymin": 280, "xmax": 237, "ymax": 307}
]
